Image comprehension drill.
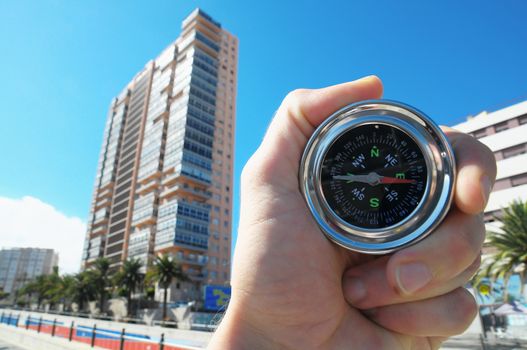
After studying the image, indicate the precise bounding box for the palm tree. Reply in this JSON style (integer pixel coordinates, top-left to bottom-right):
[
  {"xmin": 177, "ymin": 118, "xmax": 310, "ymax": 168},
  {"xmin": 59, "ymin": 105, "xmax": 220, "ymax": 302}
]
[
  {"xmin": 59, "ymin": 275, "xmax": 76, "ymax": 311},
  {"xmin": 91, "ymin": 258, "xmax": 110, "ymax": 314},
  {"xmin": 34, "ymin": 275, "xmax": 48, "ymax": 309},
  {"xmin": 43, "ymin": 267, "xmax": 62, "ymax": 310},
  {"xmin": 478, "ymin": 200, "xmax": 527, "ymax": 300},
  {"xmin": 17, "ymin": 280, "xmax": 37, "ymax": 308},
  {"xmin": 114, "ymin": 258, "xmax": 143, "ymax": 317},
  {"xmin": 70, "ymin": 271, "xmax": 97, "ymax": 312},
  {"xmin": 151, "ymin": 254, "xmax": 188, "ymax": 322},
  {"xmin": 0, "ymin": 288, "xmax": 8, "ymax": 301}
]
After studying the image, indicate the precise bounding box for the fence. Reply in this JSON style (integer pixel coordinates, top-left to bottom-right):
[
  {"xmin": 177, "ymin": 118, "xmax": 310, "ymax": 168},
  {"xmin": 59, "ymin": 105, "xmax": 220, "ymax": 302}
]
[{"xmin": 0, "ymin": 311, "xmax": 202, "ymax": 350}]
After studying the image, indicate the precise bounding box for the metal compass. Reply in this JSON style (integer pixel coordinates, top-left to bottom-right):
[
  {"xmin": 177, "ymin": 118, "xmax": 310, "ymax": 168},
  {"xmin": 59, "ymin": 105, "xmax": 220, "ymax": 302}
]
[{"xmin": 299, "ymin": 100, "xmax": 456, "ymax": 254}]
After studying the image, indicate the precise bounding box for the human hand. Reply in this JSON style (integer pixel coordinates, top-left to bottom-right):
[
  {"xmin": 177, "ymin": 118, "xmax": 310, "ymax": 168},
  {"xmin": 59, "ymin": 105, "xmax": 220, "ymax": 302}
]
[{"xmin": 208, "ymin": 76, "xmax": 496, "ymax": 349}]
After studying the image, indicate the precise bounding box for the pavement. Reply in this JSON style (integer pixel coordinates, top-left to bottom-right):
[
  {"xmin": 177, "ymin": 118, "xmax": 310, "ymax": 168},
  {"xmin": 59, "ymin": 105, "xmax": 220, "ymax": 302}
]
[
  {"xmin": 0, "ymin": 338, "xmax": 27, "ymax": 350},
  {"xmin": 441, "ymin": 333, "xmax": 527, "ymax": 349}
]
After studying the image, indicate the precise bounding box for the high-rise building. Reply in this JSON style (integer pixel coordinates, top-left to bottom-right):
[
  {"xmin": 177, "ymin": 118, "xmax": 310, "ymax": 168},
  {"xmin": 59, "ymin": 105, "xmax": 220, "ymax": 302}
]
[
  {"xmin": 452, "ymin": 100, "xmax": 527, "ymax": 225},
  {"xmin": 82, "ymin": 9, "xmax": 237, "ymax": 301},
  {"xmin": 0, "ymin": 248, "xmax": 59, "ymax": 294}
]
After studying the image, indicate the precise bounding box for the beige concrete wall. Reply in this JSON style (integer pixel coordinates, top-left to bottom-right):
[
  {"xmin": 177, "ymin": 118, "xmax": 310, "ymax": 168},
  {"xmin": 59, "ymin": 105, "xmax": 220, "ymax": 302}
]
[
  {"xmin": 1, "ymin": 309, "xmax": 211, "ymax": 348},
  {"xmin": 0, "ymin": 323, "xmax": 101, "ymax": 350}
]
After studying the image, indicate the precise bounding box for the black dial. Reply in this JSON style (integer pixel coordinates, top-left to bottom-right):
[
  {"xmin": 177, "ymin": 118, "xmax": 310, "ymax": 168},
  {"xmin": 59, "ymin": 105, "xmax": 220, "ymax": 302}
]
[{"xmin": 321, "ymin": 123, "xmax": 428, "ymax": 229}]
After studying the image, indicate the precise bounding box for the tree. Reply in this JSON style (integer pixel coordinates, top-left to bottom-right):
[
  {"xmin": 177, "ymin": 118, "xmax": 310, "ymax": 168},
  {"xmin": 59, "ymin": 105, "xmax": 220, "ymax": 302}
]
[
  {"xmin": 91, "ymin": 258, "xmax": 110, "ymax": 314},
  {"xmin": 70, "ymin": 271, "xmax": 97, "ymax": 312},
  {"xmin": 114, "ymin": 258, "xmax": 143, "ymax": 317},
  {"xmin": 59, "ymin": 275, "xmax": 76, "ymax": 311},
  {"xmin": 0, "ymin": 288, "xmax": 9, "ymax": 301},
  {"xmin": 33, "ymin": 275, "xmax": 48, "ymax": 309},
  {"xmin": 18, "ymin": 280, "xmax": 37, "ymax": 307},
  {"xmin": 43, "ymin": 267, "xmax": 62, "ymax": 310},
  {"xmin": 478, "ymin": 200, "xmax": 527, "ymax": 300},
  {"xmin": 151, "ymin": 254, "xmax": 188, "ymax": 322}
]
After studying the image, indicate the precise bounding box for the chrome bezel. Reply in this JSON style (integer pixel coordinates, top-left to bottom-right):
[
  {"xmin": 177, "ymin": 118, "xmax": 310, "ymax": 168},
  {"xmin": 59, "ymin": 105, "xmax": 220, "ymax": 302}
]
[{"xmin": 299, "ymin": 100, "xmax": 455, "ymax": 254}]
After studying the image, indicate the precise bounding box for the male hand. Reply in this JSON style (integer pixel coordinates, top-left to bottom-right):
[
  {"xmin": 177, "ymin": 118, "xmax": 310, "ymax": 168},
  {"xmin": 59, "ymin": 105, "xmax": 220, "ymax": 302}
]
[{"xmin": 209, "ymin": 76, "xmax": 496, "ymax": 349}]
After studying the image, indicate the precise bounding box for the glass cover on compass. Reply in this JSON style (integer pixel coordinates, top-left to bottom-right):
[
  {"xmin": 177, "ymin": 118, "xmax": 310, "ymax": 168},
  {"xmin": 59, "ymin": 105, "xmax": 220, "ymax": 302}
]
[{"xmin": 321, "ymin": 123, "xmax": 428, "ymax": 230}]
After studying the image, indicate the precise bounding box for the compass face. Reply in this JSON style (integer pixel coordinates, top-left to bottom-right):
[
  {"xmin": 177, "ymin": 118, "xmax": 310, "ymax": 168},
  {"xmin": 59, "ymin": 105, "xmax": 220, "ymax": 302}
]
[{"xmin": 321, "ymin": 123, "xmax": 428, "ymax": 229}]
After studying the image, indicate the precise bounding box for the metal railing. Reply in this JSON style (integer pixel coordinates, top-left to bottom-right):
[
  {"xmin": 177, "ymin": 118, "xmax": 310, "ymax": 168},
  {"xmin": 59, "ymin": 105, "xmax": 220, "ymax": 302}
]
[
  {"xmin": 0, "ymin": 310, "xmax": 203, "ymax": 350},
  {"xmin": 2, "ymin": 305, "xmax": 218, "ymax": 331}
]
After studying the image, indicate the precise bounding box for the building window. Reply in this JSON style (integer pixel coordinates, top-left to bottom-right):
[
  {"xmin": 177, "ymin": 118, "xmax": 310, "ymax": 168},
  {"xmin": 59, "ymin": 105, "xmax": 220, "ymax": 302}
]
[
  {"xmin": 483, "ymin": 210, "xmax": 500, "ymax": 223},
  {"xmin": 511, "ymin": 173, "xmax": 527, "ymax": 187},
  {"xmin": 494, "ymin": 121, "xmax": 509, "ymax": 133},
  {"xmin": 502, "ymin": 143, "xmax": 527, "ymax": 159},
  {"xmin": 492, "ymin": 178, "xmax": 511, "ymax": 191},
  {"xmin": 519, "ymin": 114, "xmax": 527, "ymax": 125},
  {"xmin": 472, "ymin": 129, "xmax": 487, "ymax": 139}
]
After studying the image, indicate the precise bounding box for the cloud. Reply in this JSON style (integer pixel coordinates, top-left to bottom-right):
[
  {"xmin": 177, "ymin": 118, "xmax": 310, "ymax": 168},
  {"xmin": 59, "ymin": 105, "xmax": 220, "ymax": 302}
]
[{"xmin": 0, "ymin": 196, "xmax": 86, "ymax": 274}]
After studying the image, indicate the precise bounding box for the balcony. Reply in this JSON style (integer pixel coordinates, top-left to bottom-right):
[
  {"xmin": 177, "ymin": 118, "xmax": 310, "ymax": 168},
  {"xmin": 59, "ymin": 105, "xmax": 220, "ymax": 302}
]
[
  {"xmin": 188, "ymin": 273, "xmax": 205, "ymax": 282},
  {"xmin": 90, "ymin": 224, "xmax": 107, "ymax": 237},
  {"xmin": 94, "ymin": 197, "xmax": 112, "ymax": 211},
  {"xmin": 92, "ymin": 215, "xmax": 109, "ymax": 228},
  {"xmin": 162, "ymin": 170, "xmax": 181, "ymax": 186},
  {"xmin": 132, "ymin": 214, "xmax": 156, "ymax": 228},
  {"xmin": 97, "ymin": 186, "xmax": 114, "ymax": 201},
  {"xmin": 136, "ymin": 177, "xmax": 159, "ymax": 195},
  {"xmin": 137, "ymin": 169, "xmax": 161, "ymax": 185},
  {"xmin": 179, "ymin": 255, "xmax": 208, "ymax": 267},
  {"xmin": 160, "ymin": 183, "xmax": 211, "ymax": 201}
]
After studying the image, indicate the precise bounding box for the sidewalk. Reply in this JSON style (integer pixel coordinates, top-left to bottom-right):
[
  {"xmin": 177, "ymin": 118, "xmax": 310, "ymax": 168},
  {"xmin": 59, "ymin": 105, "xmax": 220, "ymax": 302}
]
[
  {"xmin": 0, "ymin": 337, "xmax": 28, "ymax": 350},
  {"xmin": 441, "ymin": 333, "xmax": 527, "ymax": 349},
  {"xmin": 0, "ymin": 323, "xmax": 104, "ymax": 350}
]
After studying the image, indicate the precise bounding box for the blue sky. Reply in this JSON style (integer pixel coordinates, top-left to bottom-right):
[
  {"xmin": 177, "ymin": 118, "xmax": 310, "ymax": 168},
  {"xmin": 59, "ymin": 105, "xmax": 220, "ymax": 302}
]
[{"xmin": 1, "ymin": 1, "xmax": 526, "ymax": 264}]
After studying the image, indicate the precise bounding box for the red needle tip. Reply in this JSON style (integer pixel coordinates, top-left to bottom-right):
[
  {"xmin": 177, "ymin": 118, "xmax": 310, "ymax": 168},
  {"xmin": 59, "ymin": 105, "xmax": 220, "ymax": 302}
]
[{"xmin": 379, "ymin": 177, "xmax": 416, "ymax": 184}]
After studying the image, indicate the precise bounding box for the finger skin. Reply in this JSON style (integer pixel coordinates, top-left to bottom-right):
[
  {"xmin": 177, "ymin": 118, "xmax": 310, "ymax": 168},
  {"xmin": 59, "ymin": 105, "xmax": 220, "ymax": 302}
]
[
  {"xmin": 343, "ymin": 210, "xmax": 484, "ymax": 309},
  {"xmin": 245, "ymin": 76, "xmax": 383, "ymax": 191},
  {"xmin": 443, "ymin": 127, "xmax": 497, "ymax": 215},
  {"xmin": 364, "ymin": 288, "xmax": 478, "ymax": 337}
]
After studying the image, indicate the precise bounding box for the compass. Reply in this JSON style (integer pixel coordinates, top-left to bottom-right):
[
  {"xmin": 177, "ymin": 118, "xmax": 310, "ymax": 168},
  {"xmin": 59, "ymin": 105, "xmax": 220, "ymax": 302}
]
[{"xmin": 300, "ymin": 100, "xmax": 455, "ymax": 254}]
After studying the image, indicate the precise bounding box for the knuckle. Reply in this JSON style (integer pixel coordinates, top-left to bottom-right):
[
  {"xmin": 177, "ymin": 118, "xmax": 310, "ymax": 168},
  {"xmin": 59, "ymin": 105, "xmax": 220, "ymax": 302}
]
[
  {"xmin": 448, "ymin": 214, "xmax": 485, "ymax": 260},
  {"xmin": 240, "ymin": 153, "xmax": 259, "ymax": 184},
  {"xmin": 284, "ymin": 88, "xmax": 309, "ymax": 103},
  {"xmin": 449, "ymin": 288, "xmax": 478, "ymax": 334},
  {"xmin": 282, "ymin": 89, "xmax": 310, "ymax": 114},
  {"xmin": 458, "ymin": 255, "xmax": 482, "ymax": 286}
]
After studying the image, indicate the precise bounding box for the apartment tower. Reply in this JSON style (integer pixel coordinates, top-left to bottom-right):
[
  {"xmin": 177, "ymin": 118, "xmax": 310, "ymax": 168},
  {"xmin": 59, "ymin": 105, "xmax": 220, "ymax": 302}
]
[
  {"xmin": 82, "ymin": 9, "xmax": 237, "ymax": 300},
  {"xmin": 0, "ymin": 248, "xmax": 59, "ymax": 294}
]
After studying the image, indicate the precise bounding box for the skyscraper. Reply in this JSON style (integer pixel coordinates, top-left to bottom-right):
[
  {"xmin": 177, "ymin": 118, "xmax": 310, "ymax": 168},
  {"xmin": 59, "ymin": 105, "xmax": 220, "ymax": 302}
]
[
  {"xmin": 0, "ymin": 248, "xmax": 58, "ymax": 294},
  {"xmin": 82, "ymin": 9, "xmax": 237, "ymax": 300}
]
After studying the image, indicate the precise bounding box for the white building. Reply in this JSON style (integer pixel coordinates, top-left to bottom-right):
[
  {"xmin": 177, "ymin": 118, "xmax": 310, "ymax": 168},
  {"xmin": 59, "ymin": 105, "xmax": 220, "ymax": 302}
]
[
  {"xmin": 0, "ymin": 248, "xmax": 58, "ymax": 294},
  {"xmin": 453, "ymin": 100, "xmax": 527, "ymax": 224}
]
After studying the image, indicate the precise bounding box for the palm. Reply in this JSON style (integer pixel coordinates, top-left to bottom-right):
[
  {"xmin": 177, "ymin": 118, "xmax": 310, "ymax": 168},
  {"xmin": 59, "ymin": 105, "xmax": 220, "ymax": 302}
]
[{"xmin": 235, "ymin": 138, "xmax": 404, "ymax": 349}]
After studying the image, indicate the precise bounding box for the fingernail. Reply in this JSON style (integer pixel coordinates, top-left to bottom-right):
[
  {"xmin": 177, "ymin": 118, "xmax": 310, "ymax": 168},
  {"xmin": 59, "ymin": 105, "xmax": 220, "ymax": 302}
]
[
  {"xmin": 395, "ymin": 262, "xmax": 432, "ymax": 295},
  {"xmin": 345, "ymin": 277, "xmax": 367, "ymax": 304},
  {"xmin": 480, "ymin": 175, "xmax": 492, "ymax": 206}
]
